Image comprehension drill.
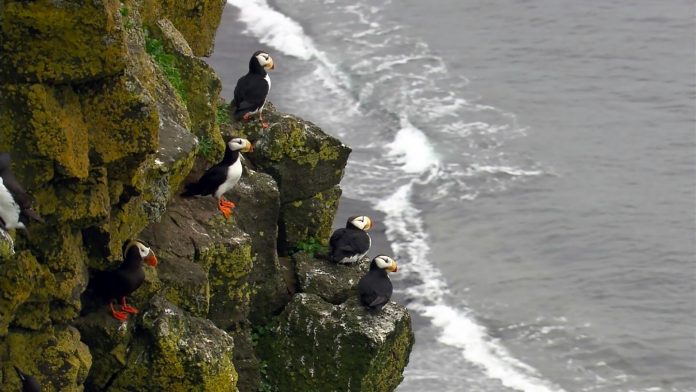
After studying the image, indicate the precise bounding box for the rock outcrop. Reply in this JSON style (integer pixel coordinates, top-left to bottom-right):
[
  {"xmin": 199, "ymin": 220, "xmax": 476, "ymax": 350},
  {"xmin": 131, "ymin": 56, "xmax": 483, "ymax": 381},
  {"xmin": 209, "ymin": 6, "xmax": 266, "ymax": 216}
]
[
  {"xmin": 258, "ymin": 294, "xmax": 414, "ymax": 392},
  {"xmin": 0, "ymin": 2, "xmax": 413, "ymax": 391}
]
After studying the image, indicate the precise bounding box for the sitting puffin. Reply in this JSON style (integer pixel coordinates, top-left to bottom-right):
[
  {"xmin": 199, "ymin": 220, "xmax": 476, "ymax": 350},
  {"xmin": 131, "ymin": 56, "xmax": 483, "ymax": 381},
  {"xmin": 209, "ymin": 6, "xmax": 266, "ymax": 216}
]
[
  {"xmin": 0, "ymin": 152, "xmax": 43, "ymax": 231},
  {"xmin": 181, "ymin": 138, "xmax": 253, "ymax": 219},
  {"xmin": 14, "ymin": 366, "xmax": 41, "ymax": 392},
  {"xmin": 325, "ymin": 215, "xmax": 372, "ymax": 264},
  {"xmin": 89, "ymin": 240, "xmax": 158, "ymax": 321},
  {"xmin": 358, "ymin": 255, "xmax": 398, "ymax": 311},
  {"xmin": 232, "ymin": 50, "xmax": 275, "ymax": 128}
]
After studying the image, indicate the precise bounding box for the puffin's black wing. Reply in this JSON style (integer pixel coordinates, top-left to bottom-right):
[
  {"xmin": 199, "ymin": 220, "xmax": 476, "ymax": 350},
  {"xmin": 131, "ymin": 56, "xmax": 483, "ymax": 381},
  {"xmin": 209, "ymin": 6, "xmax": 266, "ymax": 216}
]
[
  {"xmin": 181, "ymin": 165, "xmax": 227, "ymax": 197},
  {"xmin": 14, "ymin": 366, "xmax": 41, "ymax": 392},
  {"xmin": 328, "ymin": 229, "xmax": 369, "ymax": 263},
  {"xmin": 232, "ymin": 74, "xmax": 269, "ymax": 119},
  {"xmin": 89, "ymin": 269, "xmax": 135, "ymax": 302},
  {"xmin": 0, "ymin": 153, "xmax": 43, "ymax": 223},
  {"xmin": 357, "ymin": 271, "xmax": 393, "ymax": 310}
]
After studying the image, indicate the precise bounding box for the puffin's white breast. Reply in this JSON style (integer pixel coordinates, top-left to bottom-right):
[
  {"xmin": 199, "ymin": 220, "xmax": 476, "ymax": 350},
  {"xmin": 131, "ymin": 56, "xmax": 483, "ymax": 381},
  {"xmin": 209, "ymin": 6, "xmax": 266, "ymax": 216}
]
[
  {"xmin": 264, "ymin": 74, "xmax": 271, "ymax": 91},
  {"xmin": 0, "ymin": 177, "xmax": 21, "ymax": 229},
  {"xmin": 214, "ymin": 158, "xmax": 243, "ymax": 198}
]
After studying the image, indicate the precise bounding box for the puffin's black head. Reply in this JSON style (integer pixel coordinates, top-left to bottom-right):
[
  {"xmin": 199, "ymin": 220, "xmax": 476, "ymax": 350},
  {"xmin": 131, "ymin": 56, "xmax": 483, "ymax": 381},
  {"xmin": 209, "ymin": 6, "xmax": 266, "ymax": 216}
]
[
  {"xmin": 227, "ymin": 137, "xmax": 253, "ymax": 153},
  {"xmin": 347, "ymin": 215, "xmax": 372, "ymax": 231},
  {"xmin": 370, "ymin": 255, "xmax": 398, "ymax": 272},
  {"xmin": 249, "ymin": 50, "xmax": 274, "ymax": 73},
  {"xmin": 123, "ymin": 240, "xmax": 158, "ymax": 267}
]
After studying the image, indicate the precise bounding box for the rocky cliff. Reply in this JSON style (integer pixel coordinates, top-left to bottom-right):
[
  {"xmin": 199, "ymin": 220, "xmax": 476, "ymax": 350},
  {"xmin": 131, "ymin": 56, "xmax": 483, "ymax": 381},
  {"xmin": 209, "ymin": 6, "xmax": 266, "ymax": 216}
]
[{"xmin": 0, "ymin": 1, "xmax": 413, "ymax": 391}]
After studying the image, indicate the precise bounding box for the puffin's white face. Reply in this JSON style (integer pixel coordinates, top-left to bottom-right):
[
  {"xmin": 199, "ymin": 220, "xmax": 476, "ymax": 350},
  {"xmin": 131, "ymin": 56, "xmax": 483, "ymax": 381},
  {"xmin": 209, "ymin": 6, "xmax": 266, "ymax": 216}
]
[
  {"xmin": 255, "ymin": 52, "xmax": 274, "ymax": 70},
  {"xmin": 350, "ymin": 215, "xmax": 372, "ymax": 231},
  {"xmin": 374, "ymin": 255, "xmax": 398, "ymax": 272},
  {"xmin": 126, "ymin": 240, "xmax": 158, "ymax": 266},
  {"xmin": 228, "ymin": 138, "xmax": 253, "ymax": 153}
]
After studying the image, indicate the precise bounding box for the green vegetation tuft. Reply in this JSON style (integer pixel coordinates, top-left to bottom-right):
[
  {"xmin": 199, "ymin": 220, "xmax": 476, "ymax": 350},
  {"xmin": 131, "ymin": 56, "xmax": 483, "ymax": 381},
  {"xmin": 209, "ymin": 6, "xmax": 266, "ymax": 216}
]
[
  {"xmin": 216, "ymin": 101, "xmax": 231, "ymax": 125},
  {"xmin": 197, "ymin": 135, "xmax": 215, "ymax": 161},
  {"xmin": 258, "ymin": 361, "xmax": 272, "ymax": 392},
  {"xmin": 120, "ymin": 6, "xmax": 134, "ymax": 29},
  {"xmin": 144, "ymin": 28, "xmax": 187, "ymax": 104},
  {"xmin": 293, "ymin": 237, "xmax": 328, "ymax": 257}
]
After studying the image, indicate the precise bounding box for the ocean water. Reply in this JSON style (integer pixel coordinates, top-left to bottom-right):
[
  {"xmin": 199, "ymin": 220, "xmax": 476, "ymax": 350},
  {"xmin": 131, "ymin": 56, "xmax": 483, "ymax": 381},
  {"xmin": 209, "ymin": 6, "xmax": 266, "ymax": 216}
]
[{"xmin": 207, "ymin": 1, "xmax": 695, "ymax": 391}]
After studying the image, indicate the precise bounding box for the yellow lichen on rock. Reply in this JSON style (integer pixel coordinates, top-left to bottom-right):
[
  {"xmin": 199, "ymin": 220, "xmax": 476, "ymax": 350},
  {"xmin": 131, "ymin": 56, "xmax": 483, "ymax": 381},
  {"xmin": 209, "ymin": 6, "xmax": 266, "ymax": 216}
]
[{"xmin": 0, "ymin": 0, "xmax": 127, "ymax": 83}]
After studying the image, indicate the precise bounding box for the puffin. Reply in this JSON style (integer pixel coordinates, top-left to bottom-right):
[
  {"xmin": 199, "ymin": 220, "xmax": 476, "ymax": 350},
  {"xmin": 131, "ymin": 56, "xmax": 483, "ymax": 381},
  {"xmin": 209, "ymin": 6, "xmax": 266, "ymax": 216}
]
[
  {"xmin": 181, "ymin": 138, "xmax": 253, "ymax": 219},
  {"xmin": 325, "ymin": 215, "xmax": 372, "ymax": 264},
  {"xmin": 232, "ymin": 50, "xmax": 275, "ymax": 128},
  {"xmin": 89, "ymin": 240, "xmax": 158, "ymax": 321},
  {"xmin": 14, "ymin": 366, "xmax": 41, "ymax": 392},
  {"xmin": 0, "ymin": 152, "xmax": 43, "ymax": 231},
  {"xmin": 357, "ymin": 255, "xmax": 398, "ymax": 311}
]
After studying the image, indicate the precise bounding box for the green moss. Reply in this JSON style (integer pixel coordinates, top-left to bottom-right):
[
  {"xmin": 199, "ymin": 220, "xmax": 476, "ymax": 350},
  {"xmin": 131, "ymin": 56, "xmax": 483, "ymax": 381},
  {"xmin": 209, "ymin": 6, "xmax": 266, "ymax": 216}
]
[
  {"xmin": 266, "ymin": 123, "xmax": 340, "ymax": 169},
  {"xmin": 216, "ymin": 101, "xmax": 231, "ymax": 126},
  {"xmin": 144, "ymin": 27, "xmax": 187, "ymax": 104}
]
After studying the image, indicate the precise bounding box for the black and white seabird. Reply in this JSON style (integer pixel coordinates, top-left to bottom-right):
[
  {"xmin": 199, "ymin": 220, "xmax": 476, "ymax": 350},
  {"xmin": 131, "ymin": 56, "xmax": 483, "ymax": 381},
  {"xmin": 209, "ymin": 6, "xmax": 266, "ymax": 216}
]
[
  {"xmin": 181, "ymin": 138, "xmax": 253, "ymax": 219},
  {"xmin": 358, "ymin": 255, "xmax": 398, "ymax": 311},
  {"xmin": 14, "ymin": 366, "xmax": 41, "ymax": 392},
  {"xmin": 232, "ymin": 50, "xmax": 275, "ymax": 128},
  {"xmin": 0, "ymin": 152, "xmax": 43, "ymax": 231},
  {"xmin": 89, "ymin": 240, "xmax": 158, "ymax": 321},
  {"xmin": 326, "ymin": 215, "xmax": 372, "ymax": 264}
]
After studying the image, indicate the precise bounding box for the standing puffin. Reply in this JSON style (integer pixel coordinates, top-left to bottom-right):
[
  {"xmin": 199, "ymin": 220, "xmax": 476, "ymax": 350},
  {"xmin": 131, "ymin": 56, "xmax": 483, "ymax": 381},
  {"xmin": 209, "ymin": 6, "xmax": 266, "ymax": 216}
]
[
  {"xmin": 325, "ymin": 215, "xmax": 372, "ymax": 264},
  {"xmin": 0, "ymin": 152, "xmax": 43, "ymax": 231},
  {"xmin": 89, "ymin": 240, "xmax": 158, "ymax": 321},
  {"xmin": 181, "ymin": 138, "xmax": 253, "ymax": 219},
  {"xmin": 358, "ymin": 255, "xmax": 398, "ymax": 311},
  {"xmin": 232, "ymin": 50, "xmax": 275, "ymax": 128},
  {"xmin": 14, "ymin": 366, "xmax": 41, "ymax": 392}
]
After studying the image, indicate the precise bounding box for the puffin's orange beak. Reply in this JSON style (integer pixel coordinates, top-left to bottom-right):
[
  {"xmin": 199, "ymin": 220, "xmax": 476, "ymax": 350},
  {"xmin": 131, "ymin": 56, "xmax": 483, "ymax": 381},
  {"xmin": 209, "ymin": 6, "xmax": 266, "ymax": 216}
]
[
  {"xmin": 388, "ymin": 262, "xmax": 398, "ymax": 273},
  {"xmin": 145, "ymin": 252, "xmax": 158, "ymax": 267}
]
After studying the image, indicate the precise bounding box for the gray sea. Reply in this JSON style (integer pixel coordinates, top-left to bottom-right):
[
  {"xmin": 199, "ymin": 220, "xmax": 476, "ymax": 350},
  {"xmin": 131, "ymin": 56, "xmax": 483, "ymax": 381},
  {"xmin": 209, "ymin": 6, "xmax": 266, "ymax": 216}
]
[{"xmin": 207, "ymin": 1, "xmax": 695, "ymax": 391}]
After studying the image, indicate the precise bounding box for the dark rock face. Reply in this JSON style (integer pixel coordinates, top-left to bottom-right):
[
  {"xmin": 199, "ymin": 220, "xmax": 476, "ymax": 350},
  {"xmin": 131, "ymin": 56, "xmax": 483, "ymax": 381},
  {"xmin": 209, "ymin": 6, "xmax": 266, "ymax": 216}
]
[
  {"xmin": 235, "ymin": 103, "xmax": 352, "ymax": 203},
  {"xmin": 294, "ymin": 252, "xmax": 370, "ymax": 305},
  {"xmin": 258, "ymin": 294, "xmax": 415, "ymax": 392}
]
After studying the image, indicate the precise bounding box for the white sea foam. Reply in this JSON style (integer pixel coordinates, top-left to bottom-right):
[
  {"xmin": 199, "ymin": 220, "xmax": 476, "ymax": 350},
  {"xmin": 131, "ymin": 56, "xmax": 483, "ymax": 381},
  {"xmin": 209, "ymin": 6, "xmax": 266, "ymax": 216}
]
[
  {"xmin": 377, "ymin": 182, "xmax": 566, "ymax": 392},
  {"xmin": 386, "ymin": 117, "xmax": 439, "ymax": 174},
  {"xmin": 230, "ymin": 0, "xmax": 317, "ymax": 60}
]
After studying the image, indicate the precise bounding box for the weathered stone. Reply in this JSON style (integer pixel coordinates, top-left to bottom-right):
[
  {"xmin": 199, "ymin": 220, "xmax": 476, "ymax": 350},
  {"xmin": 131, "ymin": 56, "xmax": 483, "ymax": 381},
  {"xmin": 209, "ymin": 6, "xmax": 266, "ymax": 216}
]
[
  {"xmin": 74, "ymin": 311, "xmax": 138, "ymax": 391},
  {"xmin": 140, "ymin": 191, "xmax": 254, "ymax": 330},
  {"xmin": 152, "ymin": 17, "xmax": 225, "ymax": 161},
  {"xmin": 140, "ymin": 0, "xmax": 227, "ymax": 56},
  {"xmin": 0, "ymin": 84, "xmax": 90, "ymax": 181},
  {"xmin": 0, "ymin": 0, "xmax": 127, "ymax": 83},
  {"xmin": 230, "ymin": 166, "xmax": 290, "ymax": 324},
  {"xmin": 280, "ymin": 185, "xmax": 342, "ymax": 252},
  {"xmin": 0, "ymin": 252, "xmax": 50, "ymax": 336},
  {"xmin": 235, "ymin": 103, "xmax": 352, "ymax": 203},
  {"xmin": 0, "ymin": 325, "xmax": 92, "ymax": 392},
  {"xmin": 294, "ymin": 252, "xmax": 370, "ymax": 305},
  {"xmin": 106, "ymin": 296, "xmax": 238, "ymax": 391},
  {"xmin": 258, "ymin": 293, "xmax": 414, "ymax": 392}
]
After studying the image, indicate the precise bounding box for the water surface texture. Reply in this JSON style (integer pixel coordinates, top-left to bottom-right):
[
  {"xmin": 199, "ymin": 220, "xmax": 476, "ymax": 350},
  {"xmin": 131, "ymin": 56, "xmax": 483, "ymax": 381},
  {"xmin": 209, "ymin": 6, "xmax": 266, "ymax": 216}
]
[{"xmin": 208, "ymin": 1, "xmax": 695, "ymax": 391}]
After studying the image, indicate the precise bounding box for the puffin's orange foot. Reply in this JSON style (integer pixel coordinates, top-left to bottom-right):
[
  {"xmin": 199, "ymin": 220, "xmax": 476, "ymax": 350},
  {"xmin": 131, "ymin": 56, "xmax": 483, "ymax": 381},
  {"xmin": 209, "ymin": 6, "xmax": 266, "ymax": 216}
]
[
  {"xmin": 110, "ymin": 304, "xmax": 128, "ymax": 322},
  {"xmin": 120, "ymin": 297, "xmax": 138, "ymax": 314},
  {"xmin": 218, "ymin": 204, "xmax": 232, "ymax": 219},
  {"xmin": 242, "ymin": 113, "xmax": 252, "ymax": 122},
  {"xmin": 221, "ymin": 200, "xmax": 236, "ymax": 208},
  {"xmin": 261, "ymin": 121, "xmax": 270, "ymax": 129}
]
